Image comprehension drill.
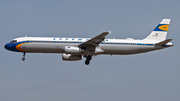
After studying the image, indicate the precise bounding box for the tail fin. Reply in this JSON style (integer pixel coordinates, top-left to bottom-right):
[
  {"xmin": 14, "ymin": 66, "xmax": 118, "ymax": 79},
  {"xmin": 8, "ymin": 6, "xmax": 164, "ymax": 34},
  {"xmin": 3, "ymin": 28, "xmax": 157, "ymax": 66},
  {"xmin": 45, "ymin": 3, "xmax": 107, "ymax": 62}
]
[{"xmin": 144, "ymin": 19, "xmax": 171, "ymax": 41}]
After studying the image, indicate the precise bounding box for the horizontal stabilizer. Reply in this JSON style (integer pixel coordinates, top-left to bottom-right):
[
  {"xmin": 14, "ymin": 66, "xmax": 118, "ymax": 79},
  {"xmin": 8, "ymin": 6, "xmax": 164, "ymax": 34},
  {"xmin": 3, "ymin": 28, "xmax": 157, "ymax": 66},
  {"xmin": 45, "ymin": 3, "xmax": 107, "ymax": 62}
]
[{"xmin": 155, "ymin": 39, "xmax": 172, "ymax": 46}]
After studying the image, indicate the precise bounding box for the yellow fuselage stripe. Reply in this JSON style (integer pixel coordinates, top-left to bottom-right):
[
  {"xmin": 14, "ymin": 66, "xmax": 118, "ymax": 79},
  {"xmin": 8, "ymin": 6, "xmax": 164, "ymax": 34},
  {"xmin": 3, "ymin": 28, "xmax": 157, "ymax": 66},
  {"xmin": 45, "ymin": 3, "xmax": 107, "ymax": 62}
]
[{"xmin": 16, "ymin": 43, "xmax": 27, "ymax": 52}]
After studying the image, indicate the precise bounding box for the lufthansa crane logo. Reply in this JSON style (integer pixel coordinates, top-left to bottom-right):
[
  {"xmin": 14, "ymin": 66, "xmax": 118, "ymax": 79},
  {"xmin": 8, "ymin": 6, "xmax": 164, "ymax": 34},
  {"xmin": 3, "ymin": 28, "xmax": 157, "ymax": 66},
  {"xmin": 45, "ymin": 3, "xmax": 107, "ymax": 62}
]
[{"xmin": 158, "ymin": 25, "xmax": 169, "ymax": 31}]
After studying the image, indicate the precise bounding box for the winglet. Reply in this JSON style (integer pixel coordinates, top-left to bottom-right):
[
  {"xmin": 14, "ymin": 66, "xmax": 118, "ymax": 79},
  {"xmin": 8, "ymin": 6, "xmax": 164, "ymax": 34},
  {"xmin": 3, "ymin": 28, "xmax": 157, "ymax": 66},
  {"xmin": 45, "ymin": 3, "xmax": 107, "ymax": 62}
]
[
  {"xmin": 155, "ymin": 39, "xmax": 172, "ymax": 46},
  {"xmin": 108, "ymin": 30, "xmax": 112, "ymax": 34}
]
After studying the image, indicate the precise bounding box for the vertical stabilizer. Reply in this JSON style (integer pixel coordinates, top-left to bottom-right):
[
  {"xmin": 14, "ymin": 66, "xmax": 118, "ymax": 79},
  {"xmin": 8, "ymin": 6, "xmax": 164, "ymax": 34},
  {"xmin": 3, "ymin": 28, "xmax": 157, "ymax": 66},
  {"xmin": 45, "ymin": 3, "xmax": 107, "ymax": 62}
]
[{"xmin": 144, "ymin": 19, "xmax": 171, "ymax": 41}]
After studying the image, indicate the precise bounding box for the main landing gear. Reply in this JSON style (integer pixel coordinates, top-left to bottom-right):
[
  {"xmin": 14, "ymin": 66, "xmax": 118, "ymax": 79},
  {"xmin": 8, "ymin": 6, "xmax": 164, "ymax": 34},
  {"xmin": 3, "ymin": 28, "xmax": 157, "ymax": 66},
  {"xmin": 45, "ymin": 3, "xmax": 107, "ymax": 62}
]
[
  {"xmin": 85, "ymin": 55, "xmax": 92, "ymax": 65},
  {"xmin": 22, "ymin": 52, "xmax": 26, "ymax": 61}
]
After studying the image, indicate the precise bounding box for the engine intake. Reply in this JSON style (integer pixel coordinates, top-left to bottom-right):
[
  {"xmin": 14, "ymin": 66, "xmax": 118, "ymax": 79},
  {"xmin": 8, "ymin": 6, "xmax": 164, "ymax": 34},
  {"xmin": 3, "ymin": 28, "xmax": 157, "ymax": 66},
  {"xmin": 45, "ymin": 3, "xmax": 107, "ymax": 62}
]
[{"xmin": 62, "ymin": 53, "xmax": 82, "ymax": 61}]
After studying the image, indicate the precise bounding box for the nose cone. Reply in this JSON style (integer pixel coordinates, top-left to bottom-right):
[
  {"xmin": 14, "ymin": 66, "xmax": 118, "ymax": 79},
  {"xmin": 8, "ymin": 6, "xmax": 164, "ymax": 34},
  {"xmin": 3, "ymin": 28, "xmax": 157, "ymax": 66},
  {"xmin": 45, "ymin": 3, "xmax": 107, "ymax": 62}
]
[
  {"xmin": 4, "ymin": 43, "xmax": 21, "ymax": 52},
  {"xmin": 4, "ymin": 44, "xmax": 7, "ymax": 49}
]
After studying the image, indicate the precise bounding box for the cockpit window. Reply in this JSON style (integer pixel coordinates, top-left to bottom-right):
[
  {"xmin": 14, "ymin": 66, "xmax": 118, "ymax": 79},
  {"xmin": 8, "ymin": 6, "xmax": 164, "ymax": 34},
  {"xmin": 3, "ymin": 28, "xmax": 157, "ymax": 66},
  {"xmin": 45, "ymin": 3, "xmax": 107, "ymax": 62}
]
[{"xmin": 10, "ymin": 40, "xmax": 17, "ymax": 43}]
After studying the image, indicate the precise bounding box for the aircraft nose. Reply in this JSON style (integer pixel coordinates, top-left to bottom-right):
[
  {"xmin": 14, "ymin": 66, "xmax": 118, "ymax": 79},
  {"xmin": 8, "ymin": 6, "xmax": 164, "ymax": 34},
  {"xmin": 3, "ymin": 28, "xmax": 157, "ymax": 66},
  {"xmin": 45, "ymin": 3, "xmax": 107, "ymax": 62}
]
[{"xmin": 4, "ymin": 44, "xmax": 7, "ymax": 49}]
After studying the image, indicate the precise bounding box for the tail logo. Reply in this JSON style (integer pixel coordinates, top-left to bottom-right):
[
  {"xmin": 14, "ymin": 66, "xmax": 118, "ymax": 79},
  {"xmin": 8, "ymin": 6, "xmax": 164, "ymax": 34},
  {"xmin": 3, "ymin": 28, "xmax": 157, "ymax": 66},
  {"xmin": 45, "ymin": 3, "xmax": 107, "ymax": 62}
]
[
  {"xmin": 154, "ymin": 24, "xmax": 169, "ymax": 31},
  {"xmin": 158, "ymin": 25, "xmax": 169, "ymax": 31}
]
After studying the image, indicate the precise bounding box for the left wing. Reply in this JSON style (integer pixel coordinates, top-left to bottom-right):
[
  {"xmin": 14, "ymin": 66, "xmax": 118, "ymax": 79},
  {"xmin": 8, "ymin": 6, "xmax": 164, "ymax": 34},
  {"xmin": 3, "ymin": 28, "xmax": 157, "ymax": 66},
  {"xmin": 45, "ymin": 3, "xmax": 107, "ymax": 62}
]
[{"xmin": 79, "ymin": 31, "xmax": 111, "ymax": 50}]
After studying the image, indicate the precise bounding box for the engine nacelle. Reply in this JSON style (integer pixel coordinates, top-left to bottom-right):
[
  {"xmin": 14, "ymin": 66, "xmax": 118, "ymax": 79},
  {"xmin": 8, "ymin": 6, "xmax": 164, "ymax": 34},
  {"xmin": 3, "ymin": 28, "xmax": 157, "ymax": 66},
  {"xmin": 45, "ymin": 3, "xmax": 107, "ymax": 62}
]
[
  {"xmin": 62, "ymin": 53, "xmax": 82, "ymax": 61},
  {"xmin": 64, "ymin": 46, "xmax": 84, "ymax": 54}
]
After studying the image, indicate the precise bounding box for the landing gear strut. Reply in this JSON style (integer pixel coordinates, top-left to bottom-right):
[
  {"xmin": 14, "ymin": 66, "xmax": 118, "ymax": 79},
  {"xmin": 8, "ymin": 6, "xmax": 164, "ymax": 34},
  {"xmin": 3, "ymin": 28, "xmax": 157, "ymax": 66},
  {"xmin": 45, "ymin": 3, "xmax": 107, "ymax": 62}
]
[
  {"xmin": 85, "ymin": 55, "xmax": 92, "ymax": 65},
  {"xmin": 22, "ymin": 52, "xmax": 26, "ymax": 61}
]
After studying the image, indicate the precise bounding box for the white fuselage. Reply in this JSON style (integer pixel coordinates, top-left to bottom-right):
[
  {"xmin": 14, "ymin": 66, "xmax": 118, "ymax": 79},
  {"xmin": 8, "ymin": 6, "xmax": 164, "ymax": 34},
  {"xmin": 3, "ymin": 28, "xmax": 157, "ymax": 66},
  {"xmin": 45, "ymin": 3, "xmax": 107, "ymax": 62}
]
[{"xmin": 6, "ymin": 37, "xmax": 172, "ymax": 55}]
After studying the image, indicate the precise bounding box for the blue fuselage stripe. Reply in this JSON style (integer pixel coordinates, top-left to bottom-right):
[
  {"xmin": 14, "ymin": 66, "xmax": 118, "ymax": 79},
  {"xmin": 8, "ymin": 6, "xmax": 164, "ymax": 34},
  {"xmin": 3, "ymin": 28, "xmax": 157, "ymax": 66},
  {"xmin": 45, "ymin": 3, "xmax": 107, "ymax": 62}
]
[{"xmin": 20, "ymin": 40, "xmax": 154, "ymax": 46}]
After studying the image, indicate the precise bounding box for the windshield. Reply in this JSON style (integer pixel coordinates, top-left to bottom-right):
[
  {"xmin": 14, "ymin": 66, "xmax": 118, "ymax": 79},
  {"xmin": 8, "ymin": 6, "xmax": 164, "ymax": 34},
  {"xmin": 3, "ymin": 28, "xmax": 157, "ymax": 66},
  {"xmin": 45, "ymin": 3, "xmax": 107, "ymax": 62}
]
[{"xmin": 10, "ymin": 40, "xmax": 17, "ymax": 43}]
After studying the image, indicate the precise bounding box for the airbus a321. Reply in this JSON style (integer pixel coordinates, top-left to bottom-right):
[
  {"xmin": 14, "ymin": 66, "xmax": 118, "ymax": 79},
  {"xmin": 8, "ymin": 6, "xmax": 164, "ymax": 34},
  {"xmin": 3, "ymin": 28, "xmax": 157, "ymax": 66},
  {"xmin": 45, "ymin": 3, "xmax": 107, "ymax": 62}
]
[{"xmin": 4, "ymin": 19, "xmax": 173, "ymax": 65}]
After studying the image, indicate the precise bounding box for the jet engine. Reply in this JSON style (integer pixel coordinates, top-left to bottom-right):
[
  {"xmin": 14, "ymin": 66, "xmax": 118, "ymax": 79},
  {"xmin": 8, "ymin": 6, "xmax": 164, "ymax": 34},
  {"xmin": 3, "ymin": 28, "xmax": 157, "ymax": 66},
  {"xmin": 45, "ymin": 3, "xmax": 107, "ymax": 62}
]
[
  {"xmin": 62, "ymin": 53, "xmax": 82, "ymax": 61},
  {"xmin": 64, "ymin": 46, "xmax": 84, "ymax": 54}
]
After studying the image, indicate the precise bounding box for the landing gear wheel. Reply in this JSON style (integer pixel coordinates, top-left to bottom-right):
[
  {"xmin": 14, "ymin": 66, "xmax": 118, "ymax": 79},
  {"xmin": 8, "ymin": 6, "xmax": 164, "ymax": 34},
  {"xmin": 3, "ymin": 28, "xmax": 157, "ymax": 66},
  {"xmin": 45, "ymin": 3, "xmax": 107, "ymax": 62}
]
[
  {"xmin": 85, "ymin": 60, "xmax": 90, "ymax": 65},
  {"xmin": 22, "ymin": 52, "xmax": 26, "ymax": 61},
  {"xmin": 85, "ymin": 55, "xmax": 92, "ymax": 65},
  {"xmin": 87, "ymin": 55, "xmax": 92, "ymax": 60},
  {"xmin": 22, "ymin": 57, "xmax": 25, "ymax": 61}
]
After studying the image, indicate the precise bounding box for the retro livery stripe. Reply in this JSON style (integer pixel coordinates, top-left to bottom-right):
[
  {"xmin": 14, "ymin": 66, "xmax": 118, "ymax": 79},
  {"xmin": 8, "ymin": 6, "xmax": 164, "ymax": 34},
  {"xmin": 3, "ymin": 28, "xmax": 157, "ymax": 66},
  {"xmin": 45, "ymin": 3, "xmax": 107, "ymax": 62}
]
[{"xmin": 16, "ymin": 43, "xmax": 27, "ymax": 52}]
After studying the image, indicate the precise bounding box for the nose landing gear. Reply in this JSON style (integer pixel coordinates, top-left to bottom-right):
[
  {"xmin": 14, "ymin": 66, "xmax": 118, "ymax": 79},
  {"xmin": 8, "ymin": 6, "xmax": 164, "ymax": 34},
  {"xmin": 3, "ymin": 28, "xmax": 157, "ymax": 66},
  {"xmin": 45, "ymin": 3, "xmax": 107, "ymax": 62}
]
[{"xmin": 22, "ymin": 52, "xmax": 26, "ymax": 61}]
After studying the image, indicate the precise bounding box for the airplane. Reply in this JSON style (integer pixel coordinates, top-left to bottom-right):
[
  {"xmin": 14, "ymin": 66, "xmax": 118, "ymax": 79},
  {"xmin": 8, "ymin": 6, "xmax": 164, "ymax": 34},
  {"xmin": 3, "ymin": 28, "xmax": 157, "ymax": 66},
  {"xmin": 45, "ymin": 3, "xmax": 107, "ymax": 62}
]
[{"xmin": 4, "ymin": 19, "xmax": 173, "ymax": 65}]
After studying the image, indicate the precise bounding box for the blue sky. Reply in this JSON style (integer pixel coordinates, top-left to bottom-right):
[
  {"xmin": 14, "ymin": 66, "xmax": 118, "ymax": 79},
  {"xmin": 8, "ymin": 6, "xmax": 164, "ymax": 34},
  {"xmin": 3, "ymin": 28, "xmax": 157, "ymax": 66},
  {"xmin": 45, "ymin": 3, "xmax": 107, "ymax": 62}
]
[{"xmin": 1, "ymin": 0, "xmax": 180, "ymax": 101}]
